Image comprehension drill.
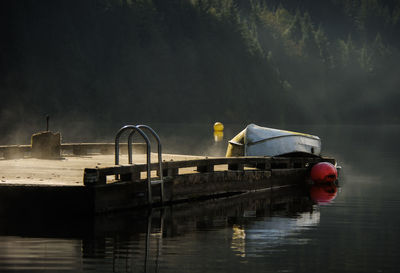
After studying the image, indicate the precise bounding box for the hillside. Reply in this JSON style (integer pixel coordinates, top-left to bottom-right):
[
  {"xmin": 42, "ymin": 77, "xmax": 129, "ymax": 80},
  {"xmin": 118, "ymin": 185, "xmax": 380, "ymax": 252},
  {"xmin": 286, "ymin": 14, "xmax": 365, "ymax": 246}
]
[{"xmin": 1, "ymin": 0, "xmax": 399, "ymax": 142}]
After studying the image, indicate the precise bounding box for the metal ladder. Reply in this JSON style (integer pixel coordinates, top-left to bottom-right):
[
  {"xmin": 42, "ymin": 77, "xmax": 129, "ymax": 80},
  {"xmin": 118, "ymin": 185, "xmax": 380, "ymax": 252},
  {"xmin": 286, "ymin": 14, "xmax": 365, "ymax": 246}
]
[
  {"xmin": 144, "ymin": 208, "xmax": 164, "ymax": 273},
  {"xmin": 115, "ymin": 125, "xmax": 164, "ymax": 205}
]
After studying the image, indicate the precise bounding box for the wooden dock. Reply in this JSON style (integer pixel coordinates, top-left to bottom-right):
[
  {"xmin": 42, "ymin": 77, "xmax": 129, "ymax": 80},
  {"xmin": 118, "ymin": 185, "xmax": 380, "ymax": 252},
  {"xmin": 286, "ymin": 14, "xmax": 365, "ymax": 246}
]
[
  {"xmin": 0, "ymin": 143, "xmax": 146, "ymax": 159},
  {"xmin": 0, "ymin": 142, "xmax": 335, "ymax": 216}
]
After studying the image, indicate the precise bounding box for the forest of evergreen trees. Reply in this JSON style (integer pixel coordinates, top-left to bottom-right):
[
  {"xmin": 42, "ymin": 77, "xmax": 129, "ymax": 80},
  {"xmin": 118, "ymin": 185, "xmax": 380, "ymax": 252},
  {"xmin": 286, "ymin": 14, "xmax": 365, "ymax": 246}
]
[{"xmin": 1, "ymin": 0, "xmax": 399, "ymax": 141}]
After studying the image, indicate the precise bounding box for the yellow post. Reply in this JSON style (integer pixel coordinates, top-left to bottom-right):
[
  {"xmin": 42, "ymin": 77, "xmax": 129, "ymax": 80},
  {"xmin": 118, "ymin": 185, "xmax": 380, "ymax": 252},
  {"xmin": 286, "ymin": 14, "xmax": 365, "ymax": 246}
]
[
  {"xmin": 213, "ymin": 122, "xmax": 224, "ymax": 142},
  {"xmin": 213, "ymin": 122, "xmax": 224, "ymax": 132}
]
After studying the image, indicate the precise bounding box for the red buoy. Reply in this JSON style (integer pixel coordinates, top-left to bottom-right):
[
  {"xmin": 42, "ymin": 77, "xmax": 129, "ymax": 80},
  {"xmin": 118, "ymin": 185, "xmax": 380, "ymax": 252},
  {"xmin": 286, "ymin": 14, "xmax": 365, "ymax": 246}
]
[
  {"xmin": 310, "ymin": 162, "xmax": 337, "ymax": 183},
  {"xmin": 310, "ymin": 183, "xmax": 338, "ymax": 204}
]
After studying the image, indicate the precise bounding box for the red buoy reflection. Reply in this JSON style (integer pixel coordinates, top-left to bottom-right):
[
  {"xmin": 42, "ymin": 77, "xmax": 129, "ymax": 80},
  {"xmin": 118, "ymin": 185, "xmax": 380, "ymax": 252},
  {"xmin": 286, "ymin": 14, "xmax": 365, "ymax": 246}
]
[{"xmin": 310, "ymin": 183, "xmax": 338, "ymax": 204}]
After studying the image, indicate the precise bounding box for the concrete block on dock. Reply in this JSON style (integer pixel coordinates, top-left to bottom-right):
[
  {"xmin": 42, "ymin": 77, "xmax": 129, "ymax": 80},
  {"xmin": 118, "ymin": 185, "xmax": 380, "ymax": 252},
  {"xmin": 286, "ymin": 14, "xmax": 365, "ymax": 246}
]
[{"xmin": 31, "ymin": 131, "xmax": 61, "ymax": 159}]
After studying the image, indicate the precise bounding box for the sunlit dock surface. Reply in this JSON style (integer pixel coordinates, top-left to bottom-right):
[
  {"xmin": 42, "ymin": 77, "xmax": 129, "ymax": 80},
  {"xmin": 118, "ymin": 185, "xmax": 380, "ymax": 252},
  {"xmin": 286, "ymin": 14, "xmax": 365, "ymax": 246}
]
[{"xmin": 0, "ymin": 153, "xmax": 206, "ymax": 186}]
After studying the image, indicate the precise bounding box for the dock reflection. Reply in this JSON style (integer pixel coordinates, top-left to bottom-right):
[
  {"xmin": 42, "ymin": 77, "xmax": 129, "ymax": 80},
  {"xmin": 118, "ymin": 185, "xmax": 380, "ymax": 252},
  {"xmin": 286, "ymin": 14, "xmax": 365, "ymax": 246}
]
[
  {"xmin": 84, "ymin": 186, "xmax": 321, "ymax": 272},
  {"xmin": 0, "ymin": 183, "xmax": 337, "ymax": 272}
]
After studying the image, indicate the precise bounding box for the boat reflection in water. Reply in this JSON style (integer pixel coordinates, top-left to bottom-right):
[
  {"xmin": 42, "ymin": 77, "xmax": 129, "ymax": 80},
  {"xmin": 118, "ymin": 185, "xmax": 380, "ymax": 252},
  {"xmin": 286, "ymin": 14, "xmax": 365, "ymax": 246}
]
[
  {"xmin": 0, "ymin": 182, "xmax": 339, "ymax": 272},
  {"xmin": 231, "ymin": 209, "xmax": 321, "ymax": 258},
  {"xmin": 231, "ymin": 182, "xmax": 338, "ymax": 259}
]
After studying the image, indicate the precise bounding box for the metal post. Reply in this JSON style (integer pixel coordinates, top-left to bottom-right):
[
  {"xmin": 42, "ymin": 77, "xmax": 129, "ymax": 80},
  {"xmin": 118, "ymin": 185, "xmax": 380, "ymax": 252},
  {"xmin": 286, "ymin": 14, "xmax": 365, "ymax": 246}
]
[
  {"xmin": 115, "ymin": 125, "xmax": 153, "ymax": 204},
  {"xmin": 129, "ymin": 125, "xmax": 164, "ymax": 203},
  {"xmin": 155, "ymin": 208, "xmax": 164, "ymax": 273},
  {"xmin": 46, "ymin": 115, "xmax": 50, "ymax": 131},
  {"xmin": 144, "ymin": 208, "xmax": 152, "ymax": 273}
]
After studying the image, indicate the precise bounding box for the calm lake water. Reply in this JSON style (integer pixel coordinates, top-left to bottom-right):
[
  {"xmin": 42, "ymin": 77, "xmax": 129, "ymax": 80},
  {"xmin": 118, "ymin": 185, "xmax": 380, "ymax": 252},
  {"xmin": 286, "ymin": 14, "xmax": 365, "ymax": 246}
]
[{"xmin": 0, "ymin": 124, "xmax": 399, "ymax": 272}]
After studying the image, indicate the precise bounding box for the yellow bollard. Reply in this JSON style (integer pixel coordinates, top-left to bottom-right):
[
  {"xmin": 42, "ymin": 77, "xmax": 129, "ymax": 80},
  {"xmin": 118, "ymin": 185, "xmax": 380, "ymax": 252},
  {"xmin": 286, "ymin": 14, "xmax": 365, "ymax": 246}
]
[
  {"xmin": 213, "ymin": 122, "xmax": 224, "ymax": 142},
  {"xmin": 213, "ymin": 122, "xmax": 224, "ymax": 132}
]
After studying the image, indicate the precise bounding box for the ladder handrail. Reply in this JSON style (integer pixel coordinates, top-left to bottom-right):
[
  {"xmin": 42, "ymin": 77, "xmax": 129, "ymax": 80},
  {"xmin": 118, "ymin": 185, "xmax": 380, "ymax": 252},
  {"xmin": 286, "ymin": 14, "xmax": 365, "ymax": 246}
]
[
  {"xmin": 128, "ymin": 125, "xmax": 164, "ymax": 203},
  {"xmin": 115, "ymin": 125, "xmax": 153, "ymax": 204}
]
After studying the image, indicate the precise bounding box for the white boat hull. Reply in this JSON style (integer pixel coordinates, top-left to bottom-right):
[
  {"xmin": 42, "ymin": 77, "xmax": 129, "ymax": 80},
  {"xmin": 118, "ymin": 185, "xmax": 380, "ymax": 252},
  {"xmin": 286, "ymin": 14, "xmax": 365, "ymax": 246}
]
[
  {"xmin": 226, "ymin": 124, "xmax": 321, "ymax": 157},
  {"xmin": 245, "ymin": 134, "xmax": 321, "ymax": 156}
]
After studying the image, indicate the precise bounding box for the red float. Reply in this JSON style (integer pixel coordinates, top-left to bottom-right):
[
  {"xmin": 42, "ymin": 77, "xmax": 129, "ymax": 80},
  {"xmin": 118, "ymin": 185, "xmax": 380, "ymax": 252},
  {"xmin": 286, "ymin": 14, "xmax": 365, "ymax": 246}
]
[{"xmin": 310, "ymin": 162, "xmax": 337, "ymax": 183}]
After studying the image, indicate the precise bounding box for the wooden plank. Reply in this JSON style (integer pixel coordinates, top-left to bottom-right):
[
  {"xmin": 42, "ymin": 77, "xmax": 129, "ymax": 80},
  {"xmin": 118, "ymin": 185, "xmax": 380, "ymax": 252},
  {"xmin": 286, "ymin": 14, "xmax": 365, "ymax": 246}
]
[
  {"xmin": 72, "ymin": 146, "xmax": 87, "ymax": 155},
  {"xmin": 2, "ymin": 146, "xmax": 27, "ymax": 159},
  {"xmin": 166, "ymin": 170, "xmax": 273, "ymax": 203},
  {"xmin": 270, "ymin": 157, "xmax": 292, "ymax": 169},
  {"xmin": 0, "ymin": 145, "xmax": 31, "ymax": 151},
  {"xmin": 129, "ymin": 157, "xmax": 273, "ymax": 173},
  {"xmin": 255, "ymin": 162, "xmax": 270, "ymax": 170},
  {"xmin": 85, "ymin": 157, "xmax": 274, "ymax": 184},
  {"xmin": 84, "ymin": 165, "xmax": 139, "ymax": 185},
  {"xmin": 62, "ymin": 143, "xmax": 146, "ymax": 155},
  {"xmin": 228, "ymin": 163, "xmax": 244, "ymax": 171},
  {"xmin": 163, "ymin": 168, "xmax": 178, "ymax": 177},
  {"xmin": 0, "ymin": 145, "xmax": 31, "ymax": 159},
  {"xmin": 87, "ymin": 156, "xmax": 336, "ymax": 183},
  {"xmin": 196, "ymin": 164, "xmax": 214, "ymax": 173},
  {"xmin": 0, "ymin": 143, "xmax": 147, "ymax": 157}
]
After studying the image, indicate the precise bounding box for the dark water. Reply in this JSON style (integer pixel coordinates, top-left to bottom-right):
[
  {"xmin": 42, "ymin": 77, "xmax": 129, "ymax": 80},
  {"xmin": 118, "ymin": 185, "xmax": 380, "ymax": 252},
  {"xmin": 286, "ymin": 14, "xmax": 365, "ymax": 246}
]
[{"xmin": 0, "ymin": 124, "xmax": 399, "ymax": 272}]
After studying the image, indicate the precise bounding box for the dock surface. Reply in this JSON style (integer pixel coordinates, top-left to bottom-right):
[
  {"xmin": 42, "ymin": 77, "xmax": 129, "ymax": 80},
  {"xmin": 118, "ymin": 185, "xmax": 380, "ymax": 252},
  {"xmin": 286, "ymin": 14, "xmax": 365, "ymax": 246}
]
[{"xmin": 0, "ymin": 153, "xmax": 205, "ymax": 186}]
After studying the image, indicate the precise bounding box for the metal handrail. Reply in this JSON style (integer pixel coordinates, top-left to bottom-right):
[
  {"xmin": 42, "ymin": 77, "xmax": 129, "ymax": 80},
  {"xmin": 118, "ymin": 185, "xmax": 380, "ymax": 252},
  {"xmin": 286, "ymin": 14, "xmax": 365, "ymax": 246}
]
[
  {"xmin": 128, "ymin": 125, "xmax": 164, "ymax": 203},
  {"xmin": 115, "ymin": 125, "xmax": 153, "ymax": 204}
]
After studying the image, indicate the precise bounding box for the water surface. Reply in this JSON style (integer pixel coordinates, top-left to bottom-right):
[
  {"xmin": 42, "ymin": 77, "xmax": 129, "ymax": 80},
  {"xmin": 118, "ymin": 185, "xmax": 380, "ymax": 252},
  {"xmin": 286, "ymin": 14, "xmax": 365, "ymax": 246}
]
[{"xmin": 0, "ymin": 124, "xmax": 399, "ymax": 272}]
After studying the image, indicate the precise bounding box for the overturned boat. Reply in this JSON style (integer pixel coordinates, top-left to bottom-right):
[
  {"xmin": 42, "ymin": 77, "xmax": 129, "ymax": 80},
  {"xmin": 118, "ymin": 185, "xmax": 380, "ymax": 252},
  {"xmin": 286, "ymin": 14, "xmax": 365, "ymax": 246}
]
[{"xmin": 226, "ymin": 124, "xmax": 321, "ymax": 157}]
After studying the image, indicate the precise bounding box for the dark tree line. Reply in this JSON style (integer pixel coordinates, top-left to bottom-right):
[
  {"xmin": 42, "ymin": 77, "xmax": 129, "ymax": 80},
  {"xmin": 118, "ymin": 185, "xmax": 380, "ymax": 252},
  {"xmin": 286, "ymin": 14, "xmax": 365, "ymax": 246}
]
[{"xmin": 1, "ymin": 0, "xmax": 399, "ymax": 142}]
